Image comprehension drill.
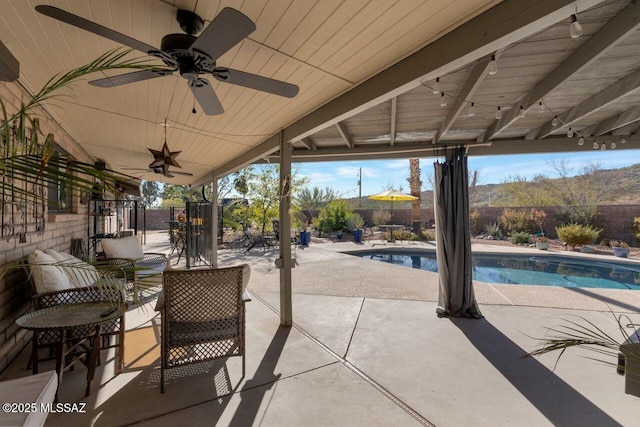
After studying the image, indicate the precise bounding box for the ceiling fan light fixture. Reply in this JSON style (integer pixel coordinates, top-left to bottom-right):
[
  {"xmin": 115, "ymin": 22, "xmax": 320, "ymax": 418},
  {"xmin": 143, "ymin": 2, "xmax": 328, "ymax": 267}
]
[
  {"xmin": 488, "ymin": 55, "xmax": 498, "ymax": 75},
  {"xmin": 570, "ymin": 14, "xmax": 583, "ymax": 38}
]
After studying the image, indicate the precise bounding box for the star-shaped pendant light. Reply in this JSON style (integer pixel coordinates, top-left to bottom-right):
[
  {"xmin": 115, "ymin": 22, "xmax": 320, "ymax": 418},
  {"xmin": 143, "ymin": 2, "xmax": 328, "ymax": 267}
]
[{"xmin": 148, "ymin": 119, "xmax": 183, "ymax": 174}]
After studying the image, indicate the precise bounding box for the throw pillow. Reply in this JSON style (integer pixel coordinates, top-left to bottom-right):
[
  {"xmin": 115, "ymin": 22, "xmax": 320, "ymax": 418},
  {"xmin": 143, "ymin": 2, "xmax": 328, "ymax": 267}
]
[
  {"xmin": 27, "ymin": 250, "xmax": 73, "ymax": 294},
  {"xmin": 101, "ymin": 236, "xmax": 144, "ymax": 260},
  {"xmin": 44, "ymin": 249, "xmax": 100, "ymax": 288}
]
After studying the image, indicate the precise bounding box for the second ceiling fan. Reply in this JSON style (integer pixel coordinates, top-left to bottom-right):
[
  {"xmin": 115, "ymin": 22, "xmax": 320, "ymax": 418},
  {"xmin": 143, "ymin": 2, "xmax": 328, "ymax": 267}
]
[{"xmin": 36, "ymin": 5, "xmax": 299, "ymax": 115}]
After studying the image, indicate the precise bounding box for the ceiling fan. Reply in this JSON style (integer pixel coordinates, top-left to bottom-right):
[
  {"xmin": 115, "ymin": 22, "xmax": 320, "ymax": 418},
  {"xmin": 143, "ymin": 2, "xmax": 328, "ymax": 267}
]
[{"xmin": 35, "ymin": 5, "xmax": 299, "ymax": 115}]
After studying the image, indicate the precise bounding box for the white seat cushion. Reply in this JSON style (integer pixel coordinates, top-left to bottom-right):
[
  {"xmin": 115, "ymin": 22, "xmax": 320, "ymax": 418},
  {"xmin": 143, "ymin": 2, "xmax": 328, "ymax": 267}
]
[
  {"xmin": 101, "ymin": 236, "xmax": 144, "ymax": 260},
  {"xmin": 27, "ymin": 250, "xmax": 73, "ymax": 294},
  {"xmin": 44, "ymin": 249, "xmax": 100, "ymax": 288},
  {"xmin": 0, "ymin": 370, "xmax": 57, "ymax": 427}
]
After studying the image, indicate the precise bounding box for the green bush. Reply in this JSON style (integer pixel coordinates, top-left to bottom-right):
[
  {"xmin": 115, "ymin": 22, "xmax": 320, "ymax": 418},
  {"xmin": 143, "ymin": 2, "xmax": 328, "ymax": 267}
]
[
  {"xmin": 556, "ymin": 223, "xmax": 602, "ymax": 250},
  {"xmin": 633, "ymin": 217, "xmax": 640, "ymax": 241},
  {"xmin": 509, "ymin": 231, "xmax": 531, "ymax": 245},
  {"xmin": 315, "ymin": 200, "xmax": 353, "ymax": 232},
  {"xmin": 421, "ymin": 230, "xmax": 435, "ymax": 241},
  {"xmin": 484, "ymin": 222, "xmax": 502, "ymax": 238}
]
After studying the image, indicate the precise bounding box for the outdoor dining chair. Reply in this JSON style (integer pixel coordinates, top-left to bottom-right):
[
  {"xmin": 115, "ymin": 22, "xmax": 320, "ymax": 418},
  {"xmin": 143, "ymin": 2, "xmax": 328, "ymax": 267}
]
[{"xmin": 160, "ymin": 265, "xmax": 251, "ymax": 393}]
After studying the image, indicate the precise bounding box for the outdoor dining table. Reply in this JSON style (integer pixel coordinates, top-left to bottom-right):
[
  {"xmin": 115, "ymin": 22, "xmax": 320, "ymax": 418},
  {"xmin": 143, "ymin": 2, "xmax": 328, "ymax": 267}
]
[{"xmin": 16, "ymin": 302, "xmax": 127, "ymax": 400}]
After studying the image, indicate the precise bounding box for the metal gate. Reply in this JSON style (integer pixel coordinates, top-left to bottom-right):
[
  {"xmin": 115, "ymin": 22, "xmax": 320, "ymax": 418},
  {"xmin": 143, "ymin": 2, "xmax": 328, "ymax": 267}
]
[{"xmin": 185, "ymin": 201, "xmax": 212, "ymax": 268}]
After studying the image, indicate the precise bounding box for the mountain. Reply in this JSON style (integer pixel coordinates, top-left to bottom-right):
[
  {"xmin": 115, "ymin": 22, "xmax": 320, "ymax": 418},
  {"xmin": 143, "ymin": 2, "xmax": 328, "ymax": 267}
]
[{"xmin": 348, "ymin": 163, "xmax": 640, "ymax": 209}]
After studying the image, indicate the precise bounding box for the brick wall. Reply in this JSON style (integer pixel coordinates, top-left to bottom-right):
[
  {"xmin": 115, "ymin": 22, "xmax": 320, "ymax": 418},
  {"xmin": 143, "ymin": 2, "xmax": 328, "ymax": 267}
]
[
  {"xmin": 0, "ymin": 81, "xmax": 94, "ymax": 373},
  {"xmin": 351, "ymin": 205, "xmax": 640, "ymax": 243}
]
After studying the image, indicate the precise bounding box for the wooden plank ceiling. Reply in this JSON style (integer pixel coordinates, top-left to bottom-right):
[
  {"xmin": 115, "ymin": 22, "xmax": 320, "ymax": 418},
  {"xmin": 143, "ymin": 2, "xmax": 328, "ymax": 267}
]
[{"xmin": 1, "ymin": 0, "xmax": 638, "ymax": 185}]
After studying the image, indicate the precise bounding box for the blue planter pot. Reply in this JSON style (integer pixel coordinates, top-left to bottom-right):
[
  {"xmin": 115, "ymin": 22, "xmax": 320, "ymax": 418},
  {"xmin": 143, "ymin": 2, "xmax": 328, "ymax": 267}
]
[
  {"xmin": 300, "ymin": 231, "xmax": 311, "ymax": 246},
  {"xmin": 353, "ymin": 229, "xmax": 363, "ymax": 243}
]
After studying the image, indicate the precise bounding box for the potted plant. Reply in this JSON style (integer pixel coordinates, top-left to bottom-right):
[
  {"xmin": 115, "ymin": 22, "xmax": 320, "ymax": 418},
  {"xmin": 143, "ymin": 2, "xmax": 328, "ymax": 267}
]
[
  {"xmin": 535, "ymin": 236, "xmax": 550, "ymax": 250},
  {"xmin": 610, "ymin": 240, "xmax": 630, "ymax": 258},
  {"xmin": 299, "ymin": 221, "xmax": 311, "ymax": 246},
  {"xmin": 348, "ymin": 214, "xmax": 365, "ymax": 243}
]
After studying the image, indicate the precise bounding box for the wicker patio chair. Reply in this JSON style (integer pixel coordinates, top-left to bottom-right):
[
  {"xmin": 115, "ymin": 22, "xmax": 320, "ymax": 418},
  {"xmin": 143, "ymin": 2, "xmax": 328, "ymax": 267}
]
[
  {"xmin": 27, "ymin": 265, "xmax": 127, "ymax": 375},
  {"xmin": 160, "ymin": 265, "xmax": 250, "ymax": 393}
]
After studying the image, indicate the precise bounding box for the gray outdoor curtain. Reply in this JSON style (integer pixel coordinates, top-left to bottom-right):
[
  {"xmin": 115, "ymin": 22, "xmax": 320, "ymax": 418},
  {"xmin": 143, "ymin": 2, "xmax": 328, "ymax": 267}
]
[{"xmin": 434, "ymin": 147, "xmax": 483, "ymax": 319}]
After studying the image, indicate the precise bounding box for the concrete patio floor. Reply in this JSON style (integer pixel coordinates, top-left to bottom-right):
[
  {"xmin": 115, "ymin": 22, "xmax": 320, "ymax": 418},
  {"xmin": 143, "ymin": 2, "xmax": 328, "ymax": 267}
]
[{"xmin": 3, "ymin": 231, "xmax": 639, "ymax": 426}]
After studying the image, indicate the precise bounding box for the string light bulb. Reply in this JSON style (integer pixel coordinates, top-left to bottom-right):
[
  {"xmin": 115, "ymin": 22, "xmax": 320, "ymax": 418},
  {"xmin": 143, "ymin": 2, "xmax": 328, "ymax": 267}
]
[
  {"xmin": 552, "ymin": 116, "xmax": 559, "ymax": 126},
  {"xmin": 538, "ymin": 101, "xmax": 545, "ymax": 113},
  {"xmin": 468, "ymin": 102, "xmax": 476, "ymax": 117},
  {"xmin": 578, "ymin": 137, "xmax": 584, "ymax": 146},
  {"xmin": 432, "ymin": 78, "xmax": 440, "ymax": 95},
  {"xmin": 611, "ymin": 142, "xmax": 617, "ymax": 149},
  {"xmin": 496, "ymin": 106, "xmax": 502, "ymax": 119},
  {"xmin": 570, "ymin": 14, "xmax": 583, "ymax": 39},
  {"xmin": 567, "ymin": 128, "xmax": 574, "ymax": 138},
  {"xmin": 488, "ymin": 55, "xmax": 498, "ymax": 75},
  {"xmin": 519, "ymin": 106, "xmax": 526, "ymax": 118},
  {"xmin": 440, "ymin": 92, "xmax": 447, "ymax": 107},
  {"xmin": 592, "ymin": 141, "xmax": 599, "ymax": 150},
  {"xmin": 600, "ymin": 142, "xmax": 606, "ymax": 151},
  {"xmin": 621, "ymin": 138, "xmax": 627, "ymax": 144}
]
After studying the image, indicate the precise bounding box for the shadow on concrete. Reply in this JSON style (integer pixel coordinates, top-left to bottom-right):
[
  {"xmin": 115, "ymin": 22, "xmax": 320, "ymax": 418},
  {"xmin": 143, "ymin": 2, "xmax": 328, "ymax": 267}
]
[
  {"xmin": 567, "ymin": 287, "xmax": 640, "ymax": 312},
  {"xmin": 450, "ymin": 317, "xmax": 621, "ymax": 427},
  {"xmin": 228, "ymin": 326, "xmax": 291, "ymax": 426}
]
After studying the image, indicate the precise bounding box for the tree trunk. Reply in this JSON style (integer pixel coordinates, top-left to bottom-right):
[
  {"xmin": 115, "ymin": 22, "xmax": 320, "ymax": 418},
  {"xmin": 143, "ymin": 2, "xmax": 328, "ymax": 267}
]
[{"xmin": 409, "ymin": 158, "xmax": 422, "ymax": 222}]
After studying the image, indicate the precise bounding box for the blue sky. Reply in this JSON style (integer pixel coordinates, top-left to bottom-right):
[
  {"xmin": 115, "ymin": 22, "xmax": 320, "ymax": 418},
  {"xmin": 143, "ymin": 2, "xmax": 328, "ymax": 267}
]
[{"xmin": 294, "ymin": 148, "xmax": 639, "ymax": 198}]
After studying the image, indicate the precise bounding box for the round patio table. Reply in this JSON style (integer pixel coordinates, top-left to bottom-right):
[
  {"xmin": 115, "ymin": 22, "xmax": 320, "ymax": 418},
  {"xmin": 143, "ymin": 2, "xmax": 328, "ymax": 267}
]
[{"xmin": 16, "ymin": 302, "xmax": 126, "ymax": 400}]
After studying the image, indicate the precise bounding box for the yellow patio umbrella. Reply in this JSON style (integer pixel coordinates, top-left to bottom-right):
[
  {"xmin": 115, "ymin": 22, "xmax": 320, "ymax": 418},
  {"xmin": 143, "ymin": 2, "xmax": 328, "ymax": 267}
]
[{"xmin": 368, "ymin": 190, "xmax": 418, "ymax": 214}]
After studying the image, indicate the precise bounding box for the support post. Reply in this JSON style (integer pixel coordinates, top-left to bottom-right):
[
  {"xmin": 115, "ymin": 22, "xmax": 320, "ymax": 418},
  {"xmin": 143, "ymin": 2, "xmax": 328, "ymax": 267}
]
[
  {"xmin": 211, "ymin": 179, "xmax": 218, "ymax": 268},
  {"xmin": 278, "ymin": 132, "xmax": 293, "ymax": 326}
]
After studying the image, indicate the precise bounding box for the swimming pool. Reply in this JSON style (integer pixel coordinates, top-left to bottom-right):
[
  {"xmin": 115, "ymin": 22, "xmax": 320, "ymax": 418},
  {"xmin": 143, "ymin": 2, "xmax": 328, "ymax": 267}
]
[{"xmin": 346, "ymin": 250, "xmax": 640, "ymax": 290}]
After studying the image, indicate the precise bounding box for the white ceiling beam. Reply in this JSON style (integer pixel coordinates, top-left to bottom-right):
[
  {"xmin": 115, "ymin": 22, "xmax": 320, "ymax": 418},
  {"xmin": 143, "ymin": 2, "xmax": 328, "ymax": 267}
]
[
  {"xmin": 390, "ymin": 97, "xmax": 397, "ymax": 146},
  {"xmin": 299, "ymin": 137, "xmax": 317, "ymax": 150},
  {"xmin": 191, "ymin": 134, "xmax": 281, "ymax": 187},
  {"xmin": 529, "ymin": 69, "xmax": 640, "ymax": 139},
  {"xmin": 486, "ymin": 0, "xmax": 640, "ymax": 141},
  {"xmin": 281, "ymin": 0, "xmax": 604, "ymax": 145},
  {"xmin": 612, "ymin": 122, "xmax": 640, "ymax": 136},
  {"xmin": 335, "ymin": 122, "xmax": 355, "ymax": 148},
  {"xmin": 593, "ymin": 105, "xmax": 640, "ymax": 136},
  {"xmin": 271, "ymin": 135, "xmax": 640, "ymax": 162},
  {"xmin": 433, "ymin": 54, "xmax": 493, "ymax": 144}
]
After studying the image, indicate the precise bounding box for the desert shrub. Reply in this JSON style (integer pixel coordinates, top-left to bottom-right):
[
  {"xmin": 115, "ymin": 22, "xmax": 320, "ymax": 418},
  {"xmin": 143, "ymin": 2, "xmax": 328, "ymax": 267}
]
[
  {"xmin": 346, "ymin": 214, "xmax": 365, "ymax": 231},
  {"xmin": 484, "ymin": 222, "xmax": 502, "ymax": 238},
  {"xmin": 555, "ymin": 223, "xmax": 602, "ymax": 249},
  {"xmin": 315, "ymin": 200, "xmax": 354, "ymax": 232},
  {"xmin": 499, "ymin": 208, "xmax": 535, "ymax": 233},
  {"xmin": 469, "ymin": 209, "xmax": 481, "ymax": 234},
  {"xmin": 372, "ymin": 209, "xmax": 391, "ymax": 226},
  {"xmin": 421, "ymin": 230, "xmax": 435, "ymax": 241},
  {"xmin": 509, "ymin": 231, "xmax": 531, "ymax": 245},
  {"xmin": 633, "ymin": 217, "xmax": 640, "ymax": 241}
]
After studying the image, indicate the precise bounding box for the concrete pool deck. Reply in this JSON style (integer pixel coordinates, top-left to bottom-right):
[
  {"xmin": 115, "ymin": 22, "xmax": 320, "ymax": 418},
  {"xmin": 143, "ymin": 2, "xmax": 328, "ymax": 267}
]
[{"xmin": 3, "ymin": 232, "xmax": 638, "ymax": 426}]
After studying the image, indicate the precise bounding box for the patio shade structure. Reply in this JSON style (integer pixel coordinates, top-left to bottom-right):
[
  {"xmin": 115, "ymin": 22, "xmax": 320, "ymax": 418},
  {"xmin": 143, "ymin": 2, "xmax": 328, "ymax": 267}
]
[
  {"xmin": 434, "ymin": 147, "xmax": 482, "ymax": 319},
  {"xmin": 368, "ymin": 190, "xmax": 418, "ymax": 214}
]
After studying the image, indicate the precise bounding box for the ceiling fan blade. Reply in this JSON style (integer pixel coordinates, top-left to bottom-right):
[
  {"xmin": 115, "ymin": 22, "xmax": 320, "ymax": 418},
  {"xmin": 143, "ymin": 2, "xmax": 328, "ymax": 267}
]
[
  {"xmin": 170, "ymin": 171, "xmax": 194, "ymax": 176},
  {"xmin": 189, "ymin": 78, "xmax": 223, "ymax": 115},
  {"xmin": 36, "ymin": 5, "xmax": 158, "ymax": 54},
  {"xmin": 213, "ymin": 68, "xmax": 299, "ymax": 98},
  {"xmin": 89, "ymin": 69, "xmax": 173, "ymax": 87},
  {"xmin": 190, "ymin": 8, "xmax": 255, "ymax": 62}
]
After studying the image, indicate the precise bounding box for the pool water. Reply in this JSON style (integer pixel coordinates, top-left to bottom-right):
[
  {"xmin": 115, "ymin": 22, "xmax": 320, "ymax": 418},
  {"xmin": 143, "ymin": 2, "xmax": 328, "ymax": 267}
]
[{"xmin": 351, "ymin": 251, "xmax": 640, "ymax": 290}]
